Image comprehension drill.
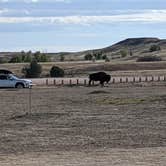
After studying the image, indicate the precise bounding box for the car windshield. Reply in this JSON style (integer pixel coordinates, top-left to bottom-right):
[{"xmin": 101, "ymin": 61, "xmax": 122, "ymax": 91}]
[{"xmin": 8, "ymin": 74, "xmax": 19, "ymax": 80}]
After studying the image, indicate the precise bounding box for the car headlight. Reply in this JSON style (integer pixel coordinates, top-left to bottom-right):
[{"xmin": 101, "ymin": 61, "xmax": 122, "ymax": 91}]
[{"xmin": 25, "ymin": 82, "xmax": 30, "ymax": 85}]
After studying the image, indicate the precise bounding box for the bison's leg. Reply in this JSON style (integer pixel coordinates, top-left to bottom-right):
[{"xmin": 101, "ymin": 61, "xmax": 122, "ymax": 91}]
[
  {"xmin": 100, "ymin": 81, "xmax": 104, "ymax": 87},
  {"xmin": 89, "ymin": 79, "xmax": 92, "ymax": 86}
]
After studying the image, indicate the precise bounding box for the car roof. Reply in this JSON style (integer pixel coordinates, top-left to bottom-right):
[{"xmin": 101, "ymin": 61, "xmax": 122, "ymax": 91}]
[{"xmin": 0, "ymin": 69, "xmax": 13, "ymax": 74}]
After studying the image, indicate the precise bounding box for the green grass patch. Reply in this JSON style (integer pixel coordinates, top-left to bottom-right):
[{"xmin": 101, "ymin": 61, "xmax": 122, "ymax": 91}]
[
  {"xmin": 96, "ymin": 95, "xmax": 166, "ymax": 105},
  {"xmin": 97, "ymin": 98, "xmax": 146, "ymax": 105}
]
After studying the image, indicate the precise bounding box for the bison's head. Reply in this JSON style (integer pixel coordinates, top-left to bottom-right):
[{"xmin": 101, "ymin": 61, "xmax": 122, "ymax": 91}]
[{"xmin": 106, "ymin": 74, "xmax": 111, "ymax": 83}]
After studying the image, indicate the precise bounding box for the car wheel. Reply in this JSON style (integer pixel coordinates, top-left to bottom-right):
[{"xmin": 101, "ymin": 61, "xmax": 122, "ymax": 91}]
[{"xmin": 16, "ymin": 83, "xmax": 24, "ymax": 88}]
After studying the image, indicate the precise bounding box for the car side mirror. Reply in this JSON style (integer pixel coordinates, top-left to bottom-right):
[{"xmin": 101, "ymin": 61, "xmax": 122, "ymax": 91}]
[{"xmin": 9, "ymin": 77, "xmax": 14, "ymax": 81}]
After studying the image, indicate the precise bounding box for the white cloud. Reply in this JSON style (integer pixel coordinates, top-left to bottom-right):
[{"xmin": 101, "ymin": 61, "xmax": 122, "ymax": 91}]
[
  {"xmin": 1, "ymin": 10, "xmax": 166, "ymax": 24},
  {"xmin": 0, "ymin": 8, "xmax": 9, "ymax": 14}
]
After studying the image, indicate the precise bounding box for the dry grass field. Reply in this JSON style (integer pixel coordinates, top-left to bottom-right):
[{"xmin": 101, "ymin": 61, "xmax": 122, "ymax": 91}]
[
  {"xmin": 2, "ymin": 61, "xmax": 166, "ymax": 77},
  {"xmin": 0, "ymin": 83, "xmax": 166, "ymax": 165}
]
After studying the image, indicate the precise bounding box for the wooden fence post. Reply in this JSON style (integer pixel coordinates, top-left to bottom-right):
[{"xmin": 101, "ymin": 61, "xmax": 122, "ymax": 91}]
[
  {"xmin": 162, "ymin": 76, "xmax": 164, "ymax": 81},
  {"xmin": 76, "ymin": 79, "xmax": 79, "ymax": 85},
  {"xmin": 150, "ymin": 76, "xmax": 152, "ymax": 82},
  {"xmin": 69, "ymin": 79, "xmax": 72, "ymax": 85},
  {"xmin": 84, "ymin": 79, "xmax": 87, "ymax": 86},
  {"xmin": 133, "ymin": 77, "xmax": 136, "ymax": 83},
  {"xmin": 46, "ymin": 79, "xmax": 48, "ymax": 86},
  {"xmin": 112, "ymin": 78, "xmax": 115, "ymax": 84},
  {"xmin": 164, "ymin": 76, "xmax": 166, "ymax": 81},
  {"xmin": 145, "ymin": 76, "xmax": 148, "ymax": 82},
  {"xmin": 53, "ymin": 79, "xmax": 56, "ymax": 85},
  {"xmin": 150, "ymin": 76, "xmax": 153, "ymax": 82},
  {"xmin": 28, "ymin": 88, "xmax": 32, "ymax": 114}
]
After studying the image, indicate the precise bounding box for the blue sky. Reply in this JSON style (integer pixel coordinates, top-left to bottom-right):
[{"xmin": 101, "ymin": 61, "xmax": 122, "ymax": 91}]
[{"xmin": 0, "ymin": 0, "xmax": 166, "ymax": 52}]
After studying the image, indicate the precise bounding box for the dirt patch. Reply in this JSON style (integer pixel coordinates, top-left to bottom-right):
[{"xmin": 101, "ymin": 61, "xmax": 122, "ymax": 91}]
[
  {"xmin": 8, "ymin": 112, "xmax": 69, "ymax": 121},
  {"xmin": 0, "ymin": 85, "xmax": 165, "ymax": 165},
  {"xmin": 88, "ymin": 90, "xmax": 110, "ymax": 94}
]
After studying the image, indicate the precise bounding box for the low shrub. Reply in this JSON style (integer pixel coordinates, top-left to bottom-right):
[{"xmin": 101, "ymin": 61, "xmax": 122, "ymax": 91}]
[
  {"xmin": 120, "ymin": 50, "xmax": 127, "ymax": 58},
  {"xmin": 149, "ymin": 45, "xmax": 161, "ymax": 52},
  {"xmin": 50, "ymin": 66, "xmax": 64, "ymax": 77},
  {"xmin": 137, "ymin": 55, "xmax": 162, "ymax": 62},
  {"xmin": 22, "ymin": 60, "xmax": 42, "ymax": 78}
]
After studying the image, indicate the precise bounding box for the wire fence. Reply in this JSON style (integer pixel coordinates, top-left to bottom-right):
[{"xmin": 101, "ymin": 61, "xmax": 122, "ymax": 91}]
[
  {"xmin": 0, "ymin": 88, "xmax": 56, "ymax": 120},
  {"xmin": 0, "ymin": 81, "xmax": 166, "ymax": 157},
  {"xmin": 0, "ymin": 75, "xmax": 166, "ymax": 119},
  {"xmin": 31, "ymin": 75, "xmax": 166, "ymax": 86}
]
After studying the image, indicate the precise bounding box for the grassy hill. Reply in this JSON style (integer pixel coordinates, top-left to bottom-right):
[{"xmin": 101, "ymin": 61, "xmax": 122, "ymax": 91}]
[
  {"xmin": 1, "ymin": 37, "xmax": 166, "ymax": 62},
  {"xmin": 59, "ymin": 37, "xmax": 166, "ymax": 61}
]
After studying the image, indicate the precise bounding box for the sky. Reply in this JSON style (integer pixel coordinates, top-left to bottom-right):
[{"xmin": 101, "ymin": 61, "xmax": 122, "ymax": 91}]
[{"xmin": 0, "ymin": 0, "xmax": 166, "ymax": 52}]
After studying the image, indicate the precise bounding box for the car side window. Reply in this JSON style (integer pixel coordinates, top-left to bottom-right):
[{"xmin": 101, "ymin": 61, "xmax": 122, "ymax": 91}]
[{"xmin": 0, "ymin": 75, "xmax": 8, "ymax": 80}]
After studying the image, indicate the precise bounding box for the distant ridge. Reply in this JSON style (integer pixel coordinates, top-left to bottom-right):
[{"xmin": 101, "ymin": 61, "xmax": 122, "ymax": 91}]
[
  {"xmin": 115, "ymin": 37, "xmax": 160, "ymax": 46},
  {"xmin": 95, "ymin": 37, "xmax": 161, "ymax": 52},
  {"xmin": 1, "ymin": 37, "xmax": 166, "ymax": 61},
  {"xmin": 66, "ymin": 37, "xmax": 166, "ymax": 61}
]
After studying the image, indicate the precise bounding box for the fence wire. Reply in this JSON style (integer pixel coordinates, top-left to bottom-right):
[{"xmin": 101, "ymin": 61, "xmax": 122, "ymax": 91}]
[{"xmin": 0, "ymin": 84, "xmax": 166, "ymax": 154}]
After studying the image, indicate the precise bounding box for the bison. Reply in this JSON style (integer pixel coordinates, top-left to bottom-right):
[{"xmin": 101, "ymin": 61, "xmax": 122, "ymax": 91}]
[{"xmin": 89, "ymin": 72, "xmax": 111, "ymax": 86}]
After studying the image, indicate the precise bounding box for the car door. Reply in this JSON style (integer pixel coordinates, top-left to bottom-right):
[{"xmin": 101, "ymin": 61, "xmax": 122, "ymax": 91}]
[
  {"xmin": 0, "ymin": 75, "xmax": 14, "ymax": 87},
  {"xmin": 0, "ymin": 75, "xmax": 8, "ymax": 87}
]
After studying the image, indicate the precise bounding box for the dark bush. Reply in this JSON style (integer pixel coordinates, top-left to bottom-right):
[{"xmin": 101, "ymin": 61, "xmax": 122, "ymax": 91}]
[
  {"xmin": 9, "ymin": 56, "xmax": 22, "ymax": 63},
  {"xmin": 0, "ymin": 57, "xmax": 8, "ymax": 64},
  {"xmin": 149, "ymin": 45, "xmax": 161, "ymax": 52},
  {"xmin": 50, "ymin": 66, "xmax": 64, "ymax": 77},
  {"xmin": 84, "ymin": 53, "xmax": 93, "ymax": 60},
  {"xmin": 137, "ymin": 55, "xmax": 162, "ymax": 62},
  {"xmin": 59, "ymin": 54, "xmax": 65, "ymax": 62},
  {"xmin": 94, "ymin": 52, "xmax": 102, "ymax": 60},
  {"xmin": 120, "ymin": 50, "xmax": 127, "ymax": 58},
  {"xmin": 102, "ymin": 54, "xmax": 107, "ymax": 60},
  {"xmin": 22, "ymin": 60, "xmax": 42, "ymax": 78}
]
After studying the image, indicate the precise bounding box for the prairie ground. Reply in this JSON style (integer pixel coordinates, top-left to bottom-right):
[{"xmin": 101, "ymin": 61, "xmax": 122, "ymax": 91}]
[
  {"xmin": 2, "ymin": 61, "xmax": 166, "ymax": 77},
  {"xmin": 0, "ymin": 83, "xmax": 166, "ymax": 165}
]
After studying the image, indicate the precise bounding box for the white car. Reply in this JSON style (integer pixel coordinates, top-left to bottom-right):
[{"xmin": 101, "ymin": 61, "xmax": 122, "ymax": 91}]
[{"xmin": 0, "ymin": 74, "xmax": 33, "ymax": 88}]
